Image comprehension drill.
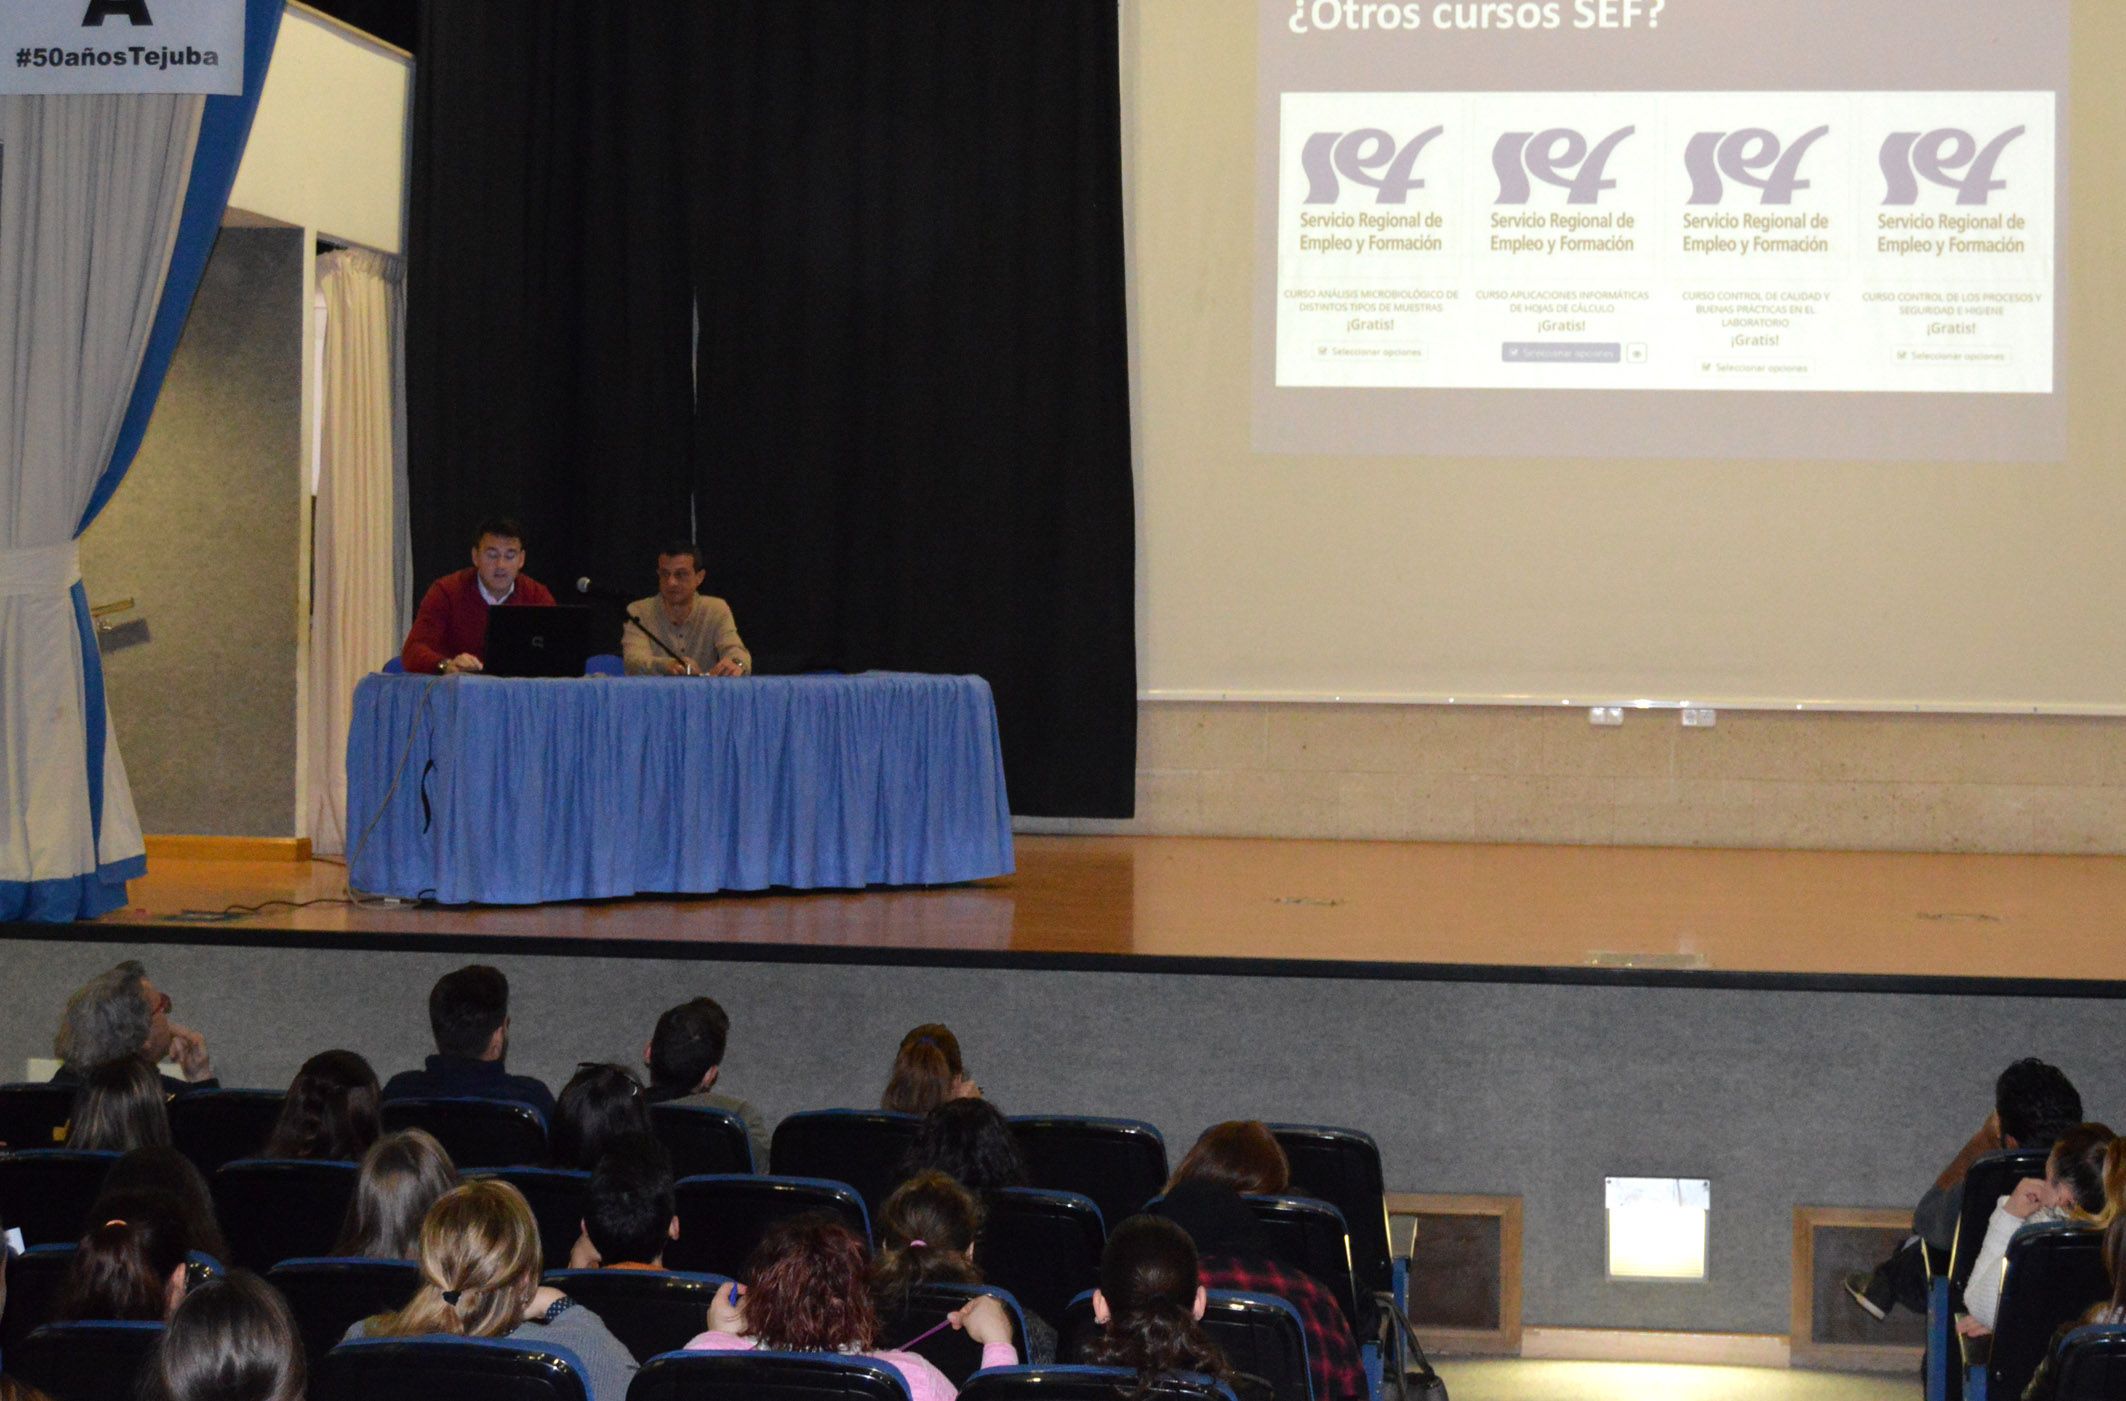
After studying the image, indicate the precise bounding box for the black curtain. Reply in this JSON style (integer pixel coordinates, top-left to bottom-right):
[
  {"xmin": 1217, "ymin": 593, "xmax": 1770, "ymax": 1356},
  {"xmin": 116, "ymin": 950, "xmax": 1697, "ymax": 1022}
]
[
  {"xmin": 688, "ymin": 2, "xmax": 1136, "ymax": 817},
  {"xmin": 406, "ymin": 2, "xmax": 1137, "ymax": 818},
  {"xmin": 407, "ymin": 4, "xmax": 695, "ymax": 616}
]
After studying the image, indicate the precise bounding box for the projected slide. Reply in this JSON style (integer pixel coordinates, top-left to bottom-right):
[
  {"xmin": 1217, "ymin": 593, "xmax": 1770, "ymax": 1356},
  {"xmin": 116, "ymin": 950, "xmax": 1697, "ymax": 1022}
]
[{"xmin": 1275, "ymin": 91, "xmax": 2054, "ymax": 393}]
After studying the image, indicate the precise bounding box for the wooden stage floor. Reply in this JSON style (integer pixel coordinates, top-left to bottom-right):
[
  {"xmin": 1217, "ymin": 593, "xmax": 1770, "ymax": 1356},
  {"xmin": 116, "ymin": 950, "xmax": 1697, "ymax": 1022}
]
[{"xmin": 43, "ymin": 835, "xmax": 2126, "ymax": 993}]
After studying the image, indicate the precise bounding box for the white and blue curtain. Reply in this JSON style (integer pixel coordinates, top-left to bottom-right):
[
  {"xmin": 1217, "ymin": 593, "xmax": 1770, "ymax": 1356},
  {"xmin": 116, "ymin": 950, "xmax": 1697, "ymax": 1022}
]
[{"xmin": 0, "ymin": 0, "xmax": 280, "ymax": 921}]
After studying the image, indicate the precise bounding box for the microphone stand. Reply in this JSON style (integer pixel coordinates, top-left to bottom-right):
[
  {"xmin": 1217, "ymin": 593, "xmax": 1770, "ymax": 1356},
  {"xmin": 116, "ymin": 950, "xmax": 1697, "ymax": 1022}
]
[{"xmin": 627, "ymin": 611, "xmax": 697, "ymax": 675}]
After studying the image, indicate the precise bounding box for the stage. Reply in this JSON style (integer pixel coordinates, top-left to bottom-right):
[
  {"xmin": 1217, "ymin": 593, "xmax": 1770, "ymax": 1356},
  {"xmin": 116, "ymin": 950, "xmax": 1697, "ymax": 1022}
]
[{"xmin": 46, "ymin": 833, "xmax": 2126, "ymax": 994}]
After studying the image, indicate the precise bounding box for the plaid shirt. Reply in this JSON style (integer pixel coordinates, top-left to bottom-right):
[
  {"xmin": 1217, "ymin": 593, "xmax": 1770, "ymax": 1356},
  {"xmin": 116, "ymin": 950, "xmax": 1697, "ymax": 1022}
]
[{"xmin": 1199, "ymin": 1252, "xmax": 1367, "ymax": 1401}]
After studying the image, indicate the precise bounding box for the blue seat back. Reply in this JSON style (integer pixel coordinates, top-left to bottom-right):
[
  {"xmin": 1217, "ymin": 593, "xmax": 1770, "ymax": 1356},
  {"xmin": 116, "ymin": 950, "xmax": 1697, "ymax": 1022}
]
[
  {"xmin": 769, "ymin": 1110, "xmax": 920, "ymax": 1216},
  {"xmin": 10, "ymin": 1320, "xmax": 165, "ymax": 1401},
  {"xmin": 1244, "ymin": 1194, "xmax": 1361, "ymax": 1333},
  {"xmin": 170, "ymin": 1087, "xmax": 287, "ymax": 1176},
  {"xmin": 212, "ymin": 1159, "xmax": 360, "ymax": 1268},
  {"xmin": 630, "ymin": 1351, "xmax": 912, "ymax": 1401},
  {"xmin": 1010, "ymin": 1117, "xmax": 1168, "ymax": 1231},
  {"xmin": 669, "ymin": 1175, "xmax": 870, "ymax": 1277},
  {"xmin": 2055, "ymin": 1323, "xmax": 2126, "ymax": 1401},
  {"xmin": 959, "ymin": 1365, "xmax": 1239, "ymax": 1401},
  {"xmin": 1988, "ymin": 1224, "xmax": 2111, "ymax": 1401},
  {"xmin": 542, "ymin": 1269, "xmax": 732, "ymax": 1366},
  {"xmin": 315, "ymin": 1335, "xmax": 589, "ymax": 1401},
  {"xmin": 1948, "ymin": 1151, "xmax": 2048, "ymax": 1292},
  {"xmin": 0, "ymin": 1150, "xmax": 119, "ymax": 1246},
  {"xmin": 1268, "ymin": 1123, "xmax": 1394, "ymax": 1308},
  {"xmin": 381, "ymin": 657, "xmax": 406, "ymax": 673},
  {"xmin": 0, "ymin": 1082, "xmax": 74, "ymax": 1149},
  {"xmin": 584, "ymin": 653, "xmax": 624, "ymax": 676},
  {"xmin": 266, "ymin": 1257, "xmax": 422, "ymax": 1370},
  {"xmin": 383, "ymin": 1096, "xmax": 550, "ymax": 1170},
  {"xmin": 0, "ymin": 1244, "xmax": 74, "ymax": 1354},
  {"xmin": 476, "ymin": 1166, "xmax": 592, "ymax": 1268},
  {"xmin": 977, "ymin": 1187, "xmax": 1106, "ymax": 1329},
  {"xmin": 1058, "ymin": 1290, "xmax": 1309, "ymax": 1401},
  {"xmin": 875, "ymin": 1281, "xmax": 1033, "ymax": 1384},
  {"xmin": 651, "ymin": 1102, "xmax": 755, "ymax": 1176}
]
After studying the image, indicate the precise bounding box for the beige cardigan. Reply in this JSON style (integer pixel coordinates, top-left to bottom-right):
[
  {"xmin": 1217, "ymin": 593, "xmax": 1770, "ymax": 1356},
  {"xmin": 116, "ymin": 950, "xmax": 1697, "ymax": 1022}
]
[{"xmin": 622, "ymin": 594, "xmax": 751, "ymax": 675}]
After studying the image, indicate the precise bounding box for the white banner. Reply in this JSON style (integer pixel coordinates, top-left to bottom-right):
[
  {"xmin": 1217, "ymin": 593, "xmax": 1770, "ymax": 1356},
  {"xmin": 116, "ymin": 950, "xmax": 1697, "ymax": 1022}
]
[{"xmin": 0, "ymin": 0, "xmax": 243, "ymax": 96}]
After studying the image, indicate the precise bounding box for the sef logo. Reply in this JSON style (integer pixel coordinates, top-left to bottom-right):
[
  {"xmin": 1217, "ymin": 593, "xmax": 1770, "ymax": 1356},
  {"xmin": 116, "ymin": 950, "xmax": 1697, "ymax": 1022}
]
[
  {"xmin": 1880, "ymin": 127, "xmax": 2025, "ymax": 206},
  {"xmin": 1684, "ymin": 126, "xmax": 1829, "ymax": 205},
  {"xmin": 1300, "ymin": 127, "xmax": 1446, "ymax": 204},
  {"xmin": 1493, "ymin": 126, "xmax": 1635, "ymax": 205}
]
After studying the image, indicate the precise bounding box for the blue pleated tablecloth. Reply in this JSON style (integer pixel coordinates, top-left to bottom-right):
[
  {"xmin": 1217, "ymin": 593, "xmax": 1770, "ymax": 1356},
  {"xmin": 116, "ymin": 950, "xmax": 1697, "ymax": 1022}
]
[{"xmin": 345, "ymin": 672, "xmax": 1015, "ymax": 904}]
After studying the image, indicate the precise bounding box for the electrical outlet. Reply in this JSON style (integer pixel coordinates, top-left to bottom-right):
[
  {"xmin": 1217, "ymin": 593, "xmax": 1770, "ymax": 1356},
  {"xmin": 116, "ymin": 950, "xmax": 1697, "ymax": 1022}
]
[
  {"xmin": 1682, "ymin": 707, "xmax": 1717, "ymax": 727},
  {"xmin": 1589, "ymin": 706, "xmax": 1624, "ymax": 726}
]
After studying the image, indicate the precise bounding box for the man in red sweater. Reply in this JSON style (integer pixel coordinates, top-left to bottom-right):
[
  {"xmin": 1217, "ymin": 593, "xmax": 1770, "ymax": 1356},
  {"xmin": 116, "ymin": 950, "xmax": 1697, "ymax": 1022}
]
[{"xmin": 400, "ymin": 516, "xmax": 557, "ymax": 674}]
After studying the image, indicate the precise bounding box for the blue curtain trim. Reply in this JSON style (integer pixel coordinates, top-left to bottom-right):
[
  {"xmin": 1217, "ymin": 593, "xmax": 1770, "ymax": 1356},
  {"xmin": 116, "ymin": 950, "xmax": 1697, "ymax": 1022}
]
[
  {"xmin": 70, "ymin": 581, "xmax": 107, "ymax": 842},
  {"xmin": 0, "ymin": 855, "xmax": 145, "ymax": 922}
]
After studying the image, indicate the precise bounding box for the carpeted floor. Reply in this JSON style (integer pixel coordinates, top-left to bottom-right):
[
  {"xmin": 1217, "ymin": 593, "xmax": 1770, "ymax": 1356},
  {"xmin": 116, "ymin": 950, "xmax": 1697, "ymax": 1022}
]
[{"xmin": 1437, "ymin": 1360, "xmax": 1912, "ymax": 1400}]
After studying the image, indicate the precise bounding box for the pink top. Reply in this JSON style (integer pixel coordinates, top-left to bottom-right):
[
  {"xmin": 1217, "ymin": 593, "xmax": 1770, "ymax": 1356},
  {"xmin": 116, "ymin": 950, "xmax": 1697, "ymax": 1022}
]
[{"xmin": 681, "ymin": 1331, "xmax": 1016, "ymax": 1401}]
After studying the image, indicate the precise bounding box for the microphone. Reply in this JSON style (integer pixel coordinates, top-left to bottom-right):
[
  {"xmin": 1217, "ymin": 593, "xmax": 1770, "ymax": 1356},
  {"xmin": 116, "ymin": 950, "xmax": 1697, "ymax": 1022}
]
[{"xmin": 574, "ymin": 577, "xmax": 631, "ymax": 600}]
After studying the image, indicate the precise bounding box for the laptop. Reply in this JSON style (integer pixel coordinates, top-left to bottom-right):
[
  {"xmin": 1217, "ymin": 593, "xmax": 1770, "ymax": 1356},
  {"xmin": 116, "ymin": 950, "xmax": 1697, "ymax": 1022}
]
[{"xmin": 483, "ymin": 606, "xmax": 597, "ymax": 678}]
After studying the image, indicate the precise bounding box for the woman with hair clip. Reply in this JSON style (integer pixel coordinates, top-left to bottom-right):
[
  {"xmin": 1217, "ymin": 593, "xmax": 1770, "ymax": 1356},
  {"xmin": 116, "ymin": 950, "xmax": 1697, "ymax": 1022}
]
[
  {"xmin": 66, "ymin": 1057, "xmax": 171, "ymax": 1153},
  {"xmin": 335, "ymin": 1129, "xmax": 461, "ymax": 1260},
  {"xmin": 549, "ymin": 1063, "xmax": 651, "ymax": 1171},
  {"xmin": 141, "ymin": 1270, "xmax": 304, "ymax": 1401},
  {"xmin": 1078, "ymin": 1215, "xmax": 1270, "ymax": 1401},
  {"xmin": 51, "ymin": 1190, "xmax": 194, "ymax": 1323},
  {"xmin": 901, "ymin": 1099, "xmax": 1028, "ymax": 1193},
  {"xmin": 882, "ymin": 1024, "xmax": 980, "ymax": 1116},
  {"xmin": 873, "ymin": 1171, "xmax": 1057, "ymax": 1366},
  {"xmin": 1960, "ymin": 1121, "xmax": 2114, "ymax": 1334},
  {"xmin": 684, "ymin": 1212, "xmax": 1016, "ymax": 1401},
  {"xmin": 0, "ymin": 1207, "xmax": 55, "ymax": 1401},
  {"xmin": 95, "ymin": 1147, "xmax": 230, "ymax": 1263},
  {"xmin": 347, "ymin": 1179, "xmax": 636, "ymax": 1398},
  {"xmin": 262, "ymin": 1049, "xmax": 381, "ymax": 1161}
]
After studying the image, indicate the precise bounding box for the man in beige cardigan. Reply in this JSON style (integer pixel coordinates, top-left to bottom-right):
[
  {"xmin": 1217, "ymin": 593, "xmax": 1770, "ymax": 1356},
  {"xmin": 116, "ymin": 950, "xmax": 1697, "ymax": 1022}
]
[{"xmin": 623, "ymin": 542, "xmax": 752, "ymax": 677}]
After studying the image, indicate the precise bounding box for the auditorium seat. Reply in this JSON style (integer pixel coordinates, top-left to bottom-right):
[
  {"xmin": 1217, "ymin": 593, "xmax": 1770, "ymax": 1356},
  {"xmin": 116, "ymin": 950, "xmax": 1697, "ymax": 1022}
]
[
  {"xmin": 584, "ymin": 654, "xmax": 624, "ymax": 676},
  {"xmin": 0, "ymin": 1150, "xmax": 118, "ymax": 1245},
  {"xmin": 668, "ymin": 1175, "xmax": 869, "ymax": 1277},
  {"xmin": 1973, "ymin": 1224, "xmax": 2110, "ymax": 1401},
  {"xmin": 1929, "ymin": 1148, "xmax": 2051, "ymax": 1401},
  {"xmin": 541, "ymin": 1268, "xmax": 732, "ymax": 1363},
  {"xmin": 268, "ymin": 1257, "xmax": 422, "ymax": 1371},
  {"xmin": 628, "ymin": 1350, "xmax": 914, "ymax": 1401},
  {"xmin": 875, "ymin": 1281, "xmax": 1032, "ymax": 1384},
  {"xmin": 650, "ymin": 1102, "xmax": 756, "ymax": 1176},
  {"xmin": 1244, "ymin": 1194, "xmax": 1363, "ymax": 1333},
  {"xmin": 170, "ymin": 1087, "xmax": 287, "ymax": 1175},
  {"xmin": 959, "ymin": 1365, "xmax": 1239, "ymax": 1401},
  {"xmin": 0, "ymin": 1082, "xmax": 74, "ymax": 1149},
  {"xmin": 0, "ymin": 1245, "xmax": 72, "ymax": 1355},
  {"xmin": 212, "ymin": 1159, "xmax": 359, "ymax": 1268},
  {"xmin": 9, "ymin": 1321, "xmax": 164, "ymax": 1401},
  {"xmin": 1060, "ymin": 1290, "xmax": 1312, "ymax": 1401},
  {"xmin": 769, "ymin": 1110, "xmax": 919, "ymax": 1215},
  {"xmin": 2054, "ymin": 1323, "xmax": 2126, "ymax": 1401},
  {"xmin": 1268, "ymin": 1123, "xmax": 1399, "ymax": 1311},
  {"xmin": 383, "ymin": 1096, "xmax": 549, "ymax": 1169},
  {"xmin": 976, "ymin": 1187, "xmax": 1106, "ymax": 1329},
  {"xmin": 314, "ymin": 1336, "xmax": 589, "ymax": 1401},
  {"xmin": 477, "ymin": 1166, "xmax": 591, "ymax": 1269},
  {"xmin": 381, "ymin": 657, "xmax": 406, "ymax": 674},
  {"xmin": 1010, "ymin": 1116, "xmax": 1168, "ymax": 1231}
]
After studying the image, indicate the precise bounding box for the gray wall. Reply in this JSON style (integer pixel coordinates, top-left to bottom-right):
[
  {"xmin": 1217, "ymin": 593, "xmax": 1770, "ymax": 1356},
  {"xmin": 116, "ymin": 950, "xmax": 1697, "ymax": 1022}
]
[
  {"xmin": 5, "ymin": 936, "xmax": 2118, "ymax": 1338},
  {"xmin": 79, "ymin": 227, "xmax": 304, "ymax": 836}
]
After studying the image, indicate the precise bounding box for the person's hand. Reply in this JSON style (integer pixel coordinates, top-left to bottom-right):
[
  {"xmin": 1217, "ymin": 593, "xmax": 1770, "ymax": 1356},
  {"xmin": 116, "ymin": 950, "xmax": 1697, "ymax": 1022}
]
[
  {"xmin": 1957, "ymin": 1315, "xmax": 1993, "ymax": 1338},
  {"xmin": 444, "ymin": 653, "xmax": 483, "ymax": 674},
  {"xmin": 708, "ymin": 657, "xmax": 745, "ymax": 677},
  {"xmin": 567, "ymin": 1227, "xmax": 601, "ymax": 1269},
  {"xmin": 950, "ymin": 1295, "xmax": 1013, "ymax": 1347},
  {"xmin": 2006, "ymin": 1177, "xmax": 2054, "ymax": 1218},
  {"xmin": 950, "ymin": 1074, "xmax": 982, "ymax": 1102},
  {"xmin": 654, "ymin": 657, "xmax": 689, "ymax": 677},
  {"xmin": 167, "ymin": 1025, "xmax": 213, "ymax": 1082},
  {"xmin": 709, "ymin": 1281, "xmax": 748, "ymax": 1335}
]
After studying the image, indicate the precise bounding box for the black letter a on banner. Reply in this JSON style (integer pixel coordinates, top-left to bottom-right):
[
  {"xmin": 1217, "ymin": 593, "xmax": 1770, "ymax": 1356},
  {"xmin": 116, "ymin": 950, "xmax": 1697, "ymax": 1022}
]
[{"xmin": 82, "ymin": 0, "xmax": 154, "ymax": 26}]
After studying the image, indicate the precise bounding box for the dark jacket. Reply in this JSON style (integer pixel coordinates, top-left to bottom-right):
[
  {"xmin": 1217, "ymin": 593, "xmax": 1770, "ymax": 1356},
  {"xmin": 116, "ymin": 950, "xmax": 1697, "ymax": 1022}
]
[
  {"xmin": 380, "ymin": 1054, "xmax": 554, "ymax": 1118},
  {"xmin": 51, "ymin": 1061, "xmax": 218, "ymax": 1097}
]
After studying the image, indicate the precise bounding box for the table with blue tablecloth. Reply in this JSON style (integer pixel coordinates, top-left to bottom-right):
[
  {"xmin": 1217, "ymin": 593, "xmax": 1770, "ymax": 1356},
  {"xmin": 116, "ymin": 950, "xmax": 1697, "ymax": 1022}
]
[{"xmin": 345, "ymin": 672, "xmax": 1015, "ymax": 904}]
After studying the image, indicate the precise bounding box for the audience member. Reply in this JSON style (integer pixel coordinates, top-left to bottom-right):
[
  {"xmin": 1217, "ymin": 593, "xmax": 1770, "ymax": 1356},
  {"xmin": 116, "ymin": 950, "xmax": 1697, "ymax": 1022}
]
[
  {"xmin": 52, "ymin": 960, "xmax": 216, "ymax": 1094},
  {"xmin": 1076, "ymin": 1215, "xmax": 1269, "ymax": 1401},
  {"xmin": 642, "ymin": 996, "xmax": 773, "ymax": 1169},
  {"xmin": 1847, "ymin": 1057, "xmax": 2083, "ymax": 1319},
  {"xmin": 52, "ymin": 1190, "xmax": 193, "ymax": 1322},
  {"xmin": 1960, "ymin": 1122, "xmax": 2114, "ymax": 1333},
  {"xmin": 550, "ymin": 1064, "xmax": 650, "ymax": 1172},
  {"xmin": 568, "ymin": 1133, "xmax": 679, "ymax": 1270},
  {"xmin": 381, "ymin": 965, "xmax": 555, "ymax": 1117},
  {"xmin": 883, "ymin": 1024, "xmax": 979, "ymax": 1116},
  {"xmin": 66, "ymin": 1057, "xmax": 172, "ymax": 1152},
  {"xmin": 95, "ymin": 1147, "xmax": 230, "ymax": 1263},
  {"xmin": 262, "ymin": 1050, "xmax": 381, "ymax": 1161},
  {"xmin": 336, "ymin": 1129, "xmax": 461, "ymax": 1260},
  {"xmin": 1158, "ymin": 1125, "xmax": 1366, "ymax": 1401},
  {"xmin": 874, "ymin": 1170, "xmax": 1057, "ymax": 1364},
  {"xmin": 684, "ymin": 1212, "xmax": 1015, "ymax": 1401},
  {"xmin": 0, "ymin": 1207, "xmax": 55, "ymax": 1401},
  {"xmin": 347, "ymin": 1180, "xmax": 636, "ymax": 1399},
  {"xmin": 902, "ymin": 1099, "xmax": 1027, "ymax": 1192},
  {"xmin": 2019, "ymin": 1208, "xmax": 2126, "ymax": 1401},
  {"xmin": 140, "ymin": 1270, "xmax": 304, "ymax": 1401}
]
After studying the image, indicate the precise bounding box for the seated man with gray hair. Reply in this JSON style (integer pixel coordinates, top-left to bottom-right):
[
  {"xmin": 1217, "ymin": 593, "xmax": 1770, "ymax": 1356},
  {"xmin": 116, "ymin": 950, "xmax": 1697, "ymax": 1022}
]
[{"xmin": 51, "ymin": 959, "xmax": 217, "ymax": 1095}]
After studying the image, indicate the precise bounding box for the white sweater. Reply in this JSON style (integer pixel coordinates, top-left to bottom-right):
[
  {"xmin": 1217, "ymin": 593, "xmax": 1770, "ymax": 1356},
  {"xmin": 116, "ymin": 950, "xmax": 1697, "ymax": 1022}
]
[{"xmin": 1964, "ymin": 1197, "xmax": 2068, "ymax": 1330}]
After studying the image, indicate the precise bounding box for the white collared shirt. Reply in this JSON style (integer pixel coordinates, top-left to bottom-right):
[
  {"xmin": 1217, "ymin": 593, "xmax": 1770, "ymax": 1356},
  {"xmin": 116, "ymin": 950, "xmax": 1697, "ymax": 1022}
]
[{"xmin": 477, "ymin": 576, "xmax": 516, "ymax": 606}]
